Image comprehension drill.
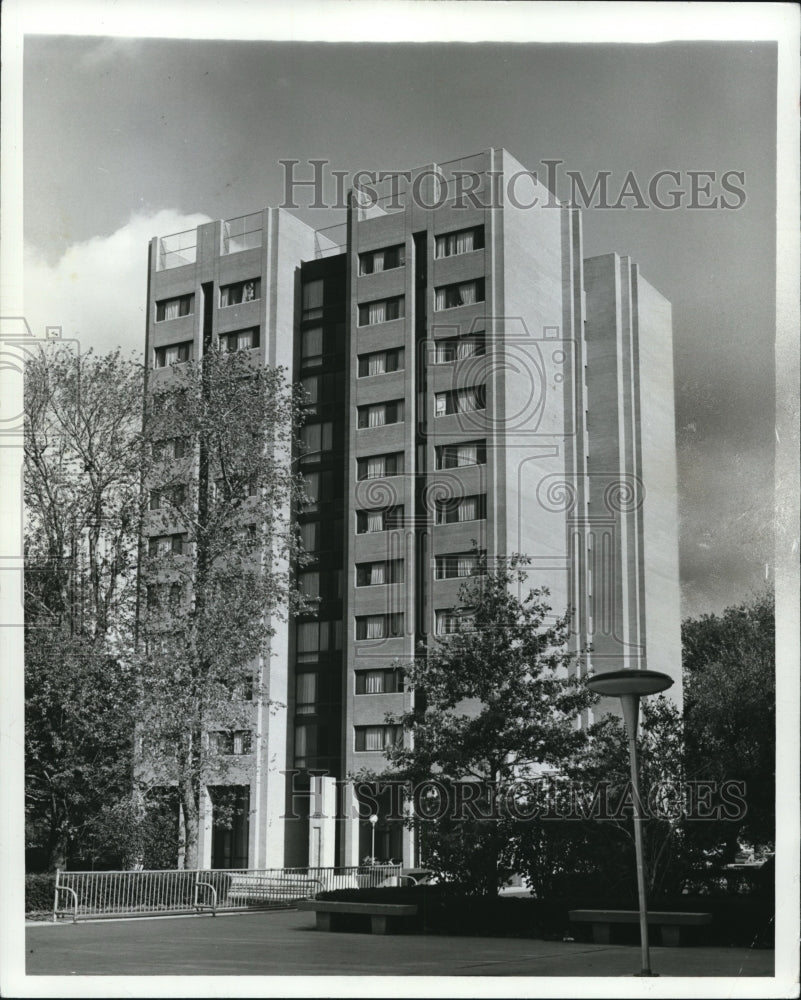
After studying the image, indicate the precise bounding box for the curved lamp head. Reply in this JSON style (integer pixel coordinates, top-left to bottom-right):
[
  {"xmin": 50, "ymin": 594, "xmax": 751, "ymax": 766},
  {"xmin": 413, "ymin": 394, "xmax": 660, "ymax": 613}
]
[
  {"xmin": 369, "ymin": 813, "xmax": 378, "ymax": 827},
  {"xmin": 586, "ymin": 669, "xmax": 674, "ymax": 698}
]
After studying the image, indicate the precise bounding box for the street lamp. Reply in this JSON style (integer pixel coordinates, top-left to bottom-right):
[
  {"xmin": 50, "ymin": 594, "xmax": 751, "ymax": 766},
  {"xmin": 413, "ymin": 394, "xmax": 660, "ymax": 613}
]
[
  {"xmin": 585, "ymin": 668, "xmax": 674, "ymax": 977},
  {"xmin": 369, "ymin": 813, "xmax": 378, "ymax": 861}
]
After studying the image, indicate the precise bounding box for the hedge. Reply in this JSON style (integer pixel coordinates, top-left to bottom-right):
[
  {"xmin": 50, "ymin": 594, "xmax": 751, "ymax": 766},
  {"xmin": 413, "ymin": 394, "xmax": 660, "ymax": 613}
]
[{"xmin": 26, "ymin": 873, "xmax": 57, "ymax": 915}]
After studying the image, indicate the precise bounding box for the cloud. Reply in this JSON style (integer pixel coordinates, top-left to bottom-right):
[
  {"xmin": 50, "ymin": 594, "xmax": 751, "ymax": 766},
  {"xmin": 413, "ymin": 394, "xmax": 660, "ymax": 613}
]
[{"xmin": 24, "ymin": 210, "xmax": 212, "ymax": 357}]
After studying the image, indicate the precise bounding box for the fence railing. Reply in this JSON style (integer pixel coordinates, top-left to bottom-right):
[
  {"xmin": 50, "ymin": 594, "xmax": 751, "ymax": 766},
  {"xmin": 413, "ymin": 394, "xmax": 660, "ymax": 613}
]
[{"xmin": 53, "ymin": 864, "xmax": 403, "ymax": 922}]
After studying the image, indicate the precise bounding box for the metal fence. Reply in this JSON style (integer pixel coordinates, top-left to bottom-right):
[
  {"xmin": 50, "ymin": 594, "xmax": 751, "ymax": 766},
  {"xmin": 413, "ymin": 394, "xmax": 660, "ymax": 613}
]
[{"xmin": 53, "ymin": 864, "xmax": 404, "ymax": 922}]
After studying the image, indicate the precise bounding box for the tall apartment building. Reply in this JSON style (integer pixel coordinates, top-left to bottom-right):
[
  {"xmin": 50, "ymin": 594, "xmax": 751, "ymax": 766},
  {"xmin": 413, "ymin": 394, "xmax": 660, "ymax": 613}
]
[{"xmin": 143, "ymin": 148, "xmax": 682, "ymax": 870}]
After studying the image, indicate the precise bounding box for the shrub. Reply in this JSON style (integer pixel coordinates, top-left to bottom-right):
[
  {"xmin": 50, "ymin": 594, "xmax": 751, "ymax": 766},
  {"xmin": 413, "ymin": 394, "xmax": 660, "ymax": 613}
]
[{"xmin": 26, "ymin": 872, "xmax": 57, "ymax": 914}]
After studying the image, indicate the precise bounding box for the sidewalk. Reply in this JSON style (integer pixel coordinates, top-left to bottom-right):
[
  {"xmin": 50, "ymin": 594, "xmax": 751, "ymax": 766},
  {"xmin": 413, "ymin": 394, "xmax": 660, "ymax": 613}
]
[{"xmin": 26, "ymin": 907, "xmax": 773, "ymax": 978}]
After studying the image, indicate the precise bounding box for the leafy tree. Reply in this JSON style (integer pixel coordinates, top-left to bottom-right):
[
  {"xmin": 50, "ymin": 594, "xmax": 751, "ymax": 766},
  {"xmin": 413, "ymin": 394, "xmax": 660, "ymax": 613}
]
[
  {"xmin": 682, "ymin": 589, "xmax": 775, "ymax": 857},
  {"xmin": 137, "ymin": 347, "xmax": 308, "ymax": 868},
  {"xmin": 24, "ymin": 347, "xmax": 144, "ymax": 869},
  {"xmin": 381, "ymin": 555, "xmax": 595, "ymax": 895}
]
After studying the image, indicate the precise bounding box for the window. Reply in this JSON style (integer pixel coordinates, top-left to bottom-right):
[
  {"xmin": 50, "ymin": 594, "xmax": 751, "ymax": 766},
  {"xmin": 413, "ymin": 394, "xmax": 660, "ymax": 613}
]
[
  {"xmin": 220, "ymin": 328, "xmax": 259, "ymax": 352},
  {"xmin": 359, "ymin": 245, "xmax": 405, "ymax": 275},
  {"xmin": 435, "ymin": 553, "xmax": 485, "ymax": 579},
  {"xmin": 220, "ymin": 279, "xmax": 260, "ymax": 307},
  {"xmin": 302, "ymin": 472, "xmax": 320, "ymax": 506},
  {"xmin": 211, "ymin": 730, "xmax": 252, "ymax": 755},
  {"xmin": 435, "ymin": 385, "xmax": 486, "ymax": 417},
  {"xmin": 355, "ymin": 725, "xmax": 402, "ymax": 752},
  {"xmin": 357, "ymin": 348, "xmax": 404, "ymax": 377},
  {"xmin": 296, "ymin": 620, "xmax": 341, "ymax": 661},
  {"xmin": 434, "ymin": 334, "xmax": 486, "ymax": 363},
  {"xmin": 302, "ymin": 279, "xmax": 324, "ymax": 321},
  {"xmin": 435, "ymin": 226, "xmax": 485, "ymax": 258},
  {"xmin": 156, "ymin": 295, "xmax": 194, "ymax": 322},
  {"xmin": 146, "ymin": 582, "xmax": 183, "ymax": 612},
  {"xmin": 149, "ymin": 484, "xmax": 186, "ymax": 510},
  {"xmin": 358, "ymin": 296, "xmax": 405, "ymax": 326},
  {"xmin": 296, "ymin": 672, "xmax": 317, "ymax": 714},
  {"xmin": 301, "ymin": 375, "xmax": 319, "ymax": 405},
  {"xmin": 154, "ymin": 341, "xmax": 192, "ymax": 367},
  {"xmin": 355, "ymin": 613, "xmax": 404, "ymax": 640},
  {"xmin": 356, "ymin": 560, "xmax": 404, "ymax": 587},
  {"xmin": 357, "ymin": 400, "xmax": 404, "ymax": 429},
  {"xmin": 435, "ymin": 609, "xmax": 475, "ymax": 635},
  {"xmin": 357, "ymin": 452, "xmax": 404, "ymax": 480},
  {"xmin": 436, "ymin": 440, "xmax": 487, "ymax": 469},
  {"xmin": 300, "ymin": 422, "xmax": 333, "ymax": 461},
  {"xmin": 434, "ymin": 279, "xmax": 485, "ymax": 311},
  {"xmin": 152, "ymin": 437, "xmax": 189, "ymax": 461},
  {"xmin": 299, "ymin": 571, "xmax": 320, "ymax": 599},
  {"xmin": 355, "ymin": 670, "xmax": 404, "ymax": 695},
  {"xmin": 299, "ymin": 521, "xmax": 319, "ymax": 552},
  {"xmin": 356, "ymin": 506, "xmax": 404, "ymax": 533},
  {"xmin": 148, "ymin": 533, "xmax": 187, "ymax": 557},
  {"xmin": 301, "ymin": 327, "xmax": 324, "ymax": 366},
  {"xmin": 295, "ymin": 722, "xmax": 321, "ymax": 767},
  {"xmin": 435, "ymin": 494, "xmax": 486, "ymax": 524}
]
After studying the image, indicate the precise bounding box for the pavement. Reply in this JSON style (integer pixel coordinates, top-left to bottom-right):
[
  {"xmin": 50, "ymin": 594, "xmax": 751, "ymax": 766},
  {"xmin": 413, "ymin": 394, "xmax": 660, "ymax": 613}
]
[{"xmin": 25, "ymin": 907, "xmax": 774, "ymax": 978}]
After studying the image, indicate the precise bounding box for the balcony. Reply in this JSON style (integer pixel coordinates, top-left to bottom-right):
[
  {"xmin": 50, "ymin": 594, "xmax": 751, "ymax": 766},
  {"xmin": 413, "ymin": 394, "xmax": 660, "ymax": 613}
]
[
  {"xmin": 158, "ymin": 228, "xmax": 197, "ymax": 271},
  {"xmin": 223, "ymin": 213, "xmax": 263, "ymax": 255}
]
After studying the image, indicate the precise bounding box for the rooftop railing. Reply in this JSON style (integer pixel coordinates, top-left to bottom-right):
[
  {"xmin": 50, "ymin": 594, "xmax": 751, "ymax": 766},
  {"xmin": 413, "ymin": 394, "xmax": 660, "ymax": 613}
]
[
  {"xmin": 158, "ymin": 228, "xmax": 198, "ymax": 270},
  {"xmin": 223, "ymin": 212, "xmax": 263, "ymax": 255}
]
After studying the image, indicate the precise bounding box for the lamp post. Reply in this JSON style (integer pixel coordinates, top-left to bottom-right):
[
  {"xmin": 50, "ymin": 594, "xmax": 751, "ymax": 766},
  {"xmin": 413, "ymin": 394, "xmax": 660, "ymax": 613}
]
[
  {"xmin": 585, "ymin": 668, "xmax": 674, "ymax": 977},
  {"xmin": 369, "ymin": 813, "xmax": 378, "ymax": 861}
]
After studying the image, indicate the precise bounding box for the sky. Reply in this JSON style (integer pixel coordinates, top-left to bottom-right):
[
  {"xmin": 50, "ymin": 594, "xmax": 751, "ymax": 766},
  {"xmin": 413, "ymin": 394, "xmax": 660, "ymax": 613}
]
[{"xmin": 21, "ymin": 32, "xmax": 779, "ymax": 619}]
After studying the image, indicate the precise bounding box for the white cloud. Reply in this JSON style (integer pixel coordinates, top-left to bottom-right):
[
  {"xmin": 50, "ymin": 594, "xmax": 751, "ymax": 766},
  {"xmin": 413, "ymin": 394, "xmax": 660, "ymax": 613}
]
[{"xmin": 24, "ymin": 210, "xmax": 212, "ymax": 357}]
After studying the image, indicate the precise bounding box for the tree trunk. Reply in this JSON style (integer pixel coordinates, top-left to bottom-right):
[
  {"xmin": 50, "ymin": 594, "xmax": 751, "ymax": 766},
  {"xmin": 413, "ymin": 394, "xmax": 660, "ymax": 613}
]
[{"xmin": 179, "ymin": 776, "xmax": 200, "ymax": 870}]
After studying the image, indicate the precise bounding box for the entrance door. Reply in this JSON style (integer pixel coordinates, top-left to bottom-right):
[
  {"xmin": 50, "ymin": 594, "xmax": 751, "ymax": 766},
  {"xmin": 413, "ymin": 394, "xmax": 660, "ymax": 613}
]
[{"xmin": 209, "ymin": 786, "xmax": 250, "ymax": 869}]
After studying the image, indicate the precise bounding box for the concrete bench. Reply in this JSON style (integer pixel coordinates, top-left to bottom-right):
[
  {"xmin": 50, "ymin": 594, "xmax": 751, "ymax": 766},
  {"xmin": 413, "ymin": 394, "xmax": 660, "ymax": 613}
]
[
  {"xmin": 298, "ymin": 899, "xmax": 419, "ymax": 934},
  {"xmin": 569, "ymin": 909, "xmax": 712, "ymax": 947},
  {"xmin": 226, "ymin": 874, "xmax": 322, "ymax": 904}
]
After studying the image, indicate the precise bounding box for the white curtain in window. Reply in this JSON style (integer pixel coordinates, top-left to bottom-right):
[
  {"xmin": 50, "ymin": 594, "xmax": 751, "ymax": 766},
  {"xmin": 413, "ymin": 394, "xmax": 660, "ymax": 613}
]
[
  {"xmin": 300, "ymin": 522, "xmax": 318, "ymax": 550},
  {"xmin": 456, "ymin": 339, "xmax": 473, "ymax": 359},
  {"xmin": 297, "ymin": 673, "xmax": 316, "ymax": 711},
  {"xmin": 164, "ymin": 299, "xmax": 180, "ymax": 320},
  {"xmin": 369, "ymin": 406, "xmax": 385, "ymax": 427},
  {"xmin": 304, "ymin": 472, "xmax": 320, "ymax": 503},
  {"xmin": 457, "ymin": 557, "xmax": 475, "ymax": 577},
  {"xmin": 302, "ymin": 424, "xmax": 321, "ymax": 454},
  {"xmin": 301, "ymin": 376, "xmax": 319, "ymax": 403},
  {"xmin": 456, "ymin": 230, "xmax": 474, "ymax": 254},
  {"xmin": 366, "ymin": 616, "xmax": 384, "ymax": 639},
  {"xmin": 295, "ymin": 724, "xmax": 309, "ymax": 757},
  {"xmin": 459, "ymin": 497, "xmax": 477, "ymax": 522},
  {"xmin": 372, "ymin": 251, "xmax": 385, "ymax": 273},
  {"xmin": 165, "ymin": 345, "xmax": 180, "ymax": 364},
  {"xmin": 366, "ymin": 457, "xmax": 384, "ymax": 479},
  {"xmin": 297, "ymin": 622, "xmax": 319, "ymax": 653},
  {"xmin": 365, "ymin": 727, "xmax": 383, "ymax": 751},
  {"xmin": 458, "ymin": 282, "xmax": 477, "ymax": 306},
  {"xmin": 457, "ymin": 444, "xmax": 478, "ymax": 466},
  {"xmin": 365, "ymin": 671, "xmax": 383, "ymax": 694},
  {"xmin": 370, "ymin": 563, "xmax": 386, "ymax": 585},
  {"xmin": 235, "ymin": 330, "xmax": 253, "ymax": 350},
  {"xmin": 303, "ymin": 280, "xmax": 324, "ymax": 312},
  {"xmin": 302, "ymin": 327, "xmax": 323, "ymax": 358},
  {"xmin": 435, "ymin": 288, "xmax": 447, "ymax": 311},
  {"xmin": 368, "ymin": 354, "xmax": 384, "ymax": 376},
  {"xmin": 368, "ymin": 301, "xmax": 386, "ymax": 324},
  {"xmin": 301, "ymin": 572, "xmax": 320, "ymax": 598},
  {"xmin": 435, "ymin": 394, "xmax": 447, "ymax": 416},
  {"xmin": 367, "ymin": 511, "xmax": 384, "ymax": 532}
]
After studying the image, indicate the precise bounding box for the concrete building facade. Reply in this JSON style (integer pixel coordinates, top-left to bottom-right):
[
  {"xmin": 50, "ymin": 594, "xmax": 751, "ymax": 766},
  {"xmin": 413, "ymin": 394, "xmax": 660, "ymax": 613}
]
[{"xmin": 142, "ymin": 148, "xmax": 682, "ymax": 870}]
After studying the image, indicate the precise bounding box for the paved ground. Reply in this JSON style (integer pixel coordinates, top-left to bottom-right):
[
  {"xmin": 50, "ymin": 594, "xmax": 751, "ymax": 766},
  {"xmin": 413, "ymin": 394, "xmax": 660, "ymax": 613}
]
[{"xmin": 26, "ymin": 908, "xmax": 774, "ymax": 978}]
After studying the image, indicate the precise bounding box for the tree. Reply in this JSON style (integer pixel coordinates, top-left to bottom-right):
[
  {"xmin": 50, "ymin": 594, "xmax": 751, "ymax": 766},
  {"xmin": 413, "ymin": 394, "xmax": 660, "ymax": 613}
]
[
  {"xmin": 24, "ymin": 347, "xmax": 144, "ymax": 869},
  {"xmin": 137, "ymin": 346, "xmax": 308, "ymax": 868},
  {"xmin": 682, "ymin": 589, "xmax": 775, "ymax": 857},
  {"xmin": 381, "ymin": 555, "xmax": 595, "ymax": 895}
]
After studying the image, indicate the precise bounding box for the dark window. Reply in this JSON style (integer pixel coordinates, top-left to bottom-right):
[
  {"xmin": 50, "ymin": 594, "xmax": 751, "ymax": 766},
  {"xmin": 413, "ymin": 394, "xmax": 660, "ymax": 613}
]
[
  {"xmin": 221, "ymin": 328, "xmax": 259, "ymax": 351},
  {"xmin": 356, "ymin": 505, "xmax": 404, "ymax": 533},
  {"xmin": 357, "ymin": 453, "xmax": 405, "ymax": 480},
  {"xmin": 358, "ymin": 347, "xmax": 404, "ymax": 377},
  {"xmin": 359, "ymin": 245, "xmax": 406, "ymax": 275},
  {"xmin": 434, "ymin": 334, "xmax": 486, "ymax": 363},
  {"xmin": 154, "ymin": 341, "xmax": 192, "ymax": 367},
  {"xmin": 354, "ymin": 725, "xmax": 402, "ymax": 752},
  {"xmin": 358, "ymin": 297, "xmax": 405, "ymax": 326},
  {"xmin": 355, "ymin": 613, "xmax": 404, "ymax": 640},
  {"xmin": 302, "ymin": 279, "xmax": 324, "ymax": 321},
  {"xmin": 434, "ymin": 278, "xmax": 485, "ymax": 311},
  {"xmin": 220, "ymin": 279, "xmax": 260, "ymax": 307},
  {"xmin": 355, "ymin": 669, "xmax": 404, "ymax": 695},
  {"xmin": 435, "ymin": 226, "xmax": 485, "ymax": 258},
  {"xmin": 156, "ymin": 295, "xmax": 194, "ymax": 322},
  {"xmin": 356, "ymin": 560, "xmax": 404, "ymax": 587},
  {"xmin": 357, "ymin": 400, "xmax": 404, "ymax": 428},
  {"xmin": 435, "ymin": 494, "xmax": 486, "ymax": 524},
  {"xmin": 435, "ymin": 440, "xmax": 487, "ymax": 470}
]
